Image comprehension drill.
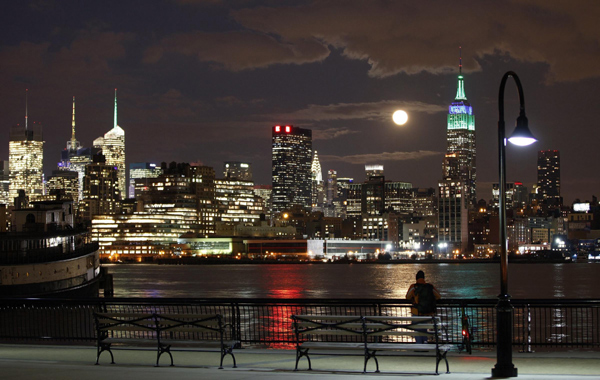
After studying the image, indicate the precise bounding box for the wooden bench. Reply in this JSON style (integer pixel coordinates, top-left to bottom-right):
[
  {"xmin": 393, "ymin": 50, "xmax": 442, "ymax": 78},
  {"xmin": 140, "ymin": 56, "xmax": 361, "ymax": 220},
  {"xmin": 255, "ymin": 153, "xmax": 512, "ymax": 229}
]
[
  {"xmin": 93, "ymin": 312, "xmax": 239, "ymax": 368},
  {"xmin": 291, "ymin": 314, "xmax": 452, "ymax": 375}
]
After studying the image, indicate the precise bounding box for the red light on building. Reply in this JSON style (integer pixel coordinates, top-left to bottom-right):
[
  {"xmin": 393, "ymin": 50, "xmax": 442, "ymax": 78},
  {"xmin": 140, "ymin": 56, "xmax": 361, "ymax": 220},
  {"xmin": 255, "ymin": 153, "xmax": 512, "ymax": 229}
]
[
  {"xmin": 275, "ymin": 125, "xmax": 281, "ymax": 132},
  {"xmin": 285, "ymin": 125, "xmax": 291, "ymax": 133},
  {"xmin": 515, "ymin": 182, "xmax": 523, "ymax": 186}
]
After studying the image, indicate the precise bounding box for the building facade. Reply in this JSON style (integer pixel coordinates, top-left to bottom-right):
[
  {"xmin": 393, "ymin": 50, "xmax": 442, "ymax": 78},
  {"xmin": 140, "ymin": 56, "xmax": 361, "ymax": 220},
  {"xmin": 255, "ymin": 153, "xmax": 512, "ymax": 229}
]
[
  {"xmin": 9, "ymin": 123, "xmax": 44, "ymax": 204},
  {"xmin": 271, "ymin": 125, "xmax": 312, "ymax": 214},
  {"xmin": 537, "ymin": 150, "xmax": 561, "ymax": 208}
]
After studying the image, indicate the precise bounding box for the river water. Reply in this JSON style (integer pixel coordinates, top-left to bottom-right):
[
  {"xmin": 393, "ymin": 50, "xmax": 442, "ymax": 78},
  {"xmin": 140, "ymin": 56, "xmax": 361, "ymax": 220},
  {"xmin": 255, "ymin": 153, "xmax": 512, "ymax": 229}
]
[{"xmin": 104, "ymin": 262, "xmax": 600, "ymax": 299}]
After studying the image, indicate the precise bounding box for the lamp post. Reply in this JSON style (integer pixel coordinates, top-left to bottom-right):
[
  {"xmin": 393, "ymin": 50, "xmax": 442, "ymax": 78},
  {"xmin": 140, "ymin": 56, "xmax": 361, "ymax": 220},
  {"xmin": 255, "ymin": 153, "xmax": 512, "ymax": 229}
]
[{"xmin": 492, "ymin": 71, "xmax": 537, "ymax": 378}]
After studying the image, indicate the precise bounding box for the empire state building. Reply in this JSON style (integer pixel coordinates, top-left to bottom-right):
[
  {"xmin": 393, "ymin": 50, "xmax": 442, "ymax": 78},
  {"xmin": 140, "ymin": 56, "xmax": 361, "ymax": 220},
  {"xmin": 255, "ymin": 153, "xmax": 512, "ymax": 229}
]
[
  {"xmin": 438, "ymin": 53, "xmax": 476, "ymax": 254},
  {"xmin": 443, "ymin": 58, "xmax": 476, "ymax": 208}
]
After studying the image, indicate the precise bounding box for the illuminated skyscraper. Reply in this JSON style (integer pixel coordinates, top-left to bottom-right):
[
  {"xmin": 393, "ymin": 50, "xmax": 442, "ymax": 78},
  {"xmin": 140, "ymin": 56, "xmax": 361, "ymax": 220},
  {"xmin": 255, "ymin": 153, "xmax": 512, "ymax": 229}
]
[
  {"xmin": 311, "ymin": 151, "xmax": 324, "ymax": 210},
  {"xmin": 0, "ymin": 161, "xmax": 10, "ymax": 205},
  {"xmin": 94, "ymin": 89, "xmax": 126, "ymax": 198},
  {"xmin": 438, "ymin": 52, "xmax": 474, "ymax": 253},
  {"xmin": 537, "ymin": 150, "xmax": 561, "ymax": 207},
  {"xmin": 271, "ymin": 125, "xmax": 312, "ymax": 214},
  {"xmin": 79, "ymin": 153, "xmax": 121, "ymax": 222},
  {"xmin": 444, "ymin": 52, "xmax": 476, "ymax": 208},
  {"xmin": 8, "ymin": 91, "xmax": 44, "ymax": 204},
  {"xmin": 59, "ymin": 97, "xmax": 99, "ymax": 203}
]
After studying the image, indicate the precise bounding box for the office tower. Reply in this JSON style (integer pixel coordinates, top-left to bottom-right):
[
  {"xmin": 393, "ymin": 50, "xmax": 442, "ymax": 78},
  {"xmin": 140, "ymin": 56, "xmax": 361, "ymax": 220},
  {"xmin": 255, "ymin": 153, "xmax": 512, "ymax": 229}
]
[
  {"xmin": 0, "ymin": 161, "xmax": 9, "ymax": 205},
  {"xmin": 215, "ymin": 178, "xmax": 263, "ymax": 223},
  {"xmin": 253, "ymin": 185, "xmax": 272, "ymax": 217},
  {"xmin": 271, "ymin": 125, "xmax": 312, "ymax": 214},
  {"xmin": 412, "ymin": 188, "xmax": 437, "ymax": 218},
  {"xmin": 326, "ymin": 169, "xmax": 337, "ymax": 208},
  {"xmin": 94, "ymin": 89, "xmax": 126, "ymax": 197},
  {"xmin": 438, "ymin": 179, "xmax": 469, "ymax": 253},
  {"xmin": 79, "ymin": 153, "xmax": 121, "ymax": 222},
  {"xmin": 58, "ymin": 97, "xmax": 100, "ymax": 203},
  {"xmin": 444, "ymin": 53, "xmax": 476, "ymax": 208},
  {"xmin": 345, "ymin": 177, "xmax": 412, "ymax": 219},
  {"xmin": 223, "ymin": 161, "xmax": 252, "ymax": 181},
  {"xmin": 537, "ymin": 150, "xmax": 561, "ymax": 207},
  {"xmin": 129, "ymin": 162, "xmax": 162, "ymax": 199},
  {"xmin": 513, "ymin": 182, "xmax": 529, "ymax": 209},
  {"xmin": 9, "ymin": 92, "xmax": 44, "ymax": 204},
  {"xmin": 311, "ymin": 151, "xmax": 324, "ymax": 210},
  {"xmin": 46, "ymin": 170, "xmax": 79, "ymax": 202},
  {"xmin": 365, "ymin": 165, "xmax": 384, "ymax": 181}
]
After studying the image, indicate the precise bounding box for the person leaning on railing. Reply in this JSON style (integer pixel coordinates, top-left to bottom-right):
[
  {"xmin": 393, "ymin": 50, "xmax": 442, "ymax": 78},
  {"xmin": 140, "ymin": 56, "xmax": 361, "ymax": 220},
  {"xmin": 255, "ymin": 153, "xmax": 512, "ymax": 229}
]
[{"xmin": 405, "ymin": 270, "xmax": 441, "ymax": 344}]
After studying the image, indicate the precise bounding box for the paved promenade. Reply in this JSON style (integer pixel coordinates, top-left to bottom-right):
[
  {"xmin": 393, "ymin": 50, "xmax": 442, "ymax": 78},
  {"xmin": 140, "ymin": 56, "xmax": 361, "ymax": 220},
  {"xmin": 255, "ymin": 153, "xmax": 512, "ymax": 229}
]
[{"xmin": 0, "ymin": 344, "xmax": 598, "ymax": 380}]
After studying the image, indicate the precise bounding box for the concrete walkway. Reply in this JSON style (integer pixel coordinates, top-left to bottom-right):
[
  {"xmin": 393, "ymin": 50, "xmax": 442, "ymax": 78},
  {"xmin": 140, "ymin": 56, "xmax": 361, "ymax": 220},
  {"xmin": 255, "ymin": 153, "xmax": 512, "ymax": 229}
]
[{"xmin": 0, "ymin": 344, "xmax": 598, "ymax": 380}]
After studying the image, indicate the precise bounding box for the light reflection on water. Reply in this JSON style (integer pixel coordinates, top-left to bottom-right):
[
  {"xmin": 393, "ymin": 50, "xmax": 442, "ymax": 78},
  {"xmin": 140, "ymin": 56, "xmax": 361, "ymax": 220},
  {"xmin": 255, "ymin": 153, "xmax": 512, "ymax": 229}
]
[{"xmin": 104, "ymin": 262, "xmax": 600, "ymax": 299}]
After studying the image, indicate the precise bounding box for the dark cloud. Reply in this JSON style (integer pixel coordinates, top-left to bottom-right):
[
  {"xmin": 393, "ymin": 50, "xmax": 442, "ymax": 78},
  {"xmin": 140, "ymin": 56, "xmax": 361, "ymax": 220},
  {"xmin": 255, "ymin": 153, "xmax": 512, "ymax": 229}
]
[
  {"xmin": 320, "ymin": 150, "xmax": 442, "ymax": 165},
  {"xmin": 144, "ymin": 31, "xmax": 330, "ymax": 70},
  {"xmin": 230, "ymin": 0, "xmax": 600, "ymax": 82}
]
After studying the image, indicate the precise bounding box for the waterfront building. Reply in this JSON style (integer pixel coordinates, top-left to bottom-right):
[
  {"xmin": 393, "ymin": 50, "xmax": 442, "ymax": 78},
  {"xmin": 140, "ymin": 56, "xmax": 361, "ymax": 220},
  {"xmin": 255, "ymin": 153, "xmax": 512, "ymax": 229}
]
[
  {"xmin": 79, "ymin": 154, "xmax": 121, "ymax": 222},
  {"xmin": 0, "ymin": 161, "xmax": 9, "ymax": 205},
  {"xmin": 537, "ymin": 150, "xmax": 561, "ymax": 208},
  {"xmin": 93, "ymin": 90, "xmax": 126, "ymax": 197},
  {"xmin": 8, "ymin": 94, "xmax": 44, "ymax": 204},
  {"xmin": 271, "ymin": 125, "xmax": 312, "ymax": 214},
  {"xmin": 91, "ymin": 212, "xmax": 199, "ymax": 260},
  {"xmin": 129, "ymin": 162, "xmax": 162, "ymax": 199},
  {"xmin": 307, "ymin": 239, "xmax": 394, "ymax": 261},
  {"xmin": 223, "ymin": 161, "xmax": 252, "ymax": 181}
]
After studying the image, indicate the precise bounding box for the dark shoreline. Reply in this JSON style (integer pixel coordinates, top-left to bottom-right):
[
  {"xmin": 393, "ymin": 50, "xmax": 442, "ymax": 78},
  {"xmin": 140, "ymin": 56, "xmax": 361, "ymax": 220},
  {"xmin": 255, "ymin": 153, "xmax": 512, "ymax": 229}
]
[{"xmin": 101, "ymin": 257, "xmax": 586, "ymax": 265}]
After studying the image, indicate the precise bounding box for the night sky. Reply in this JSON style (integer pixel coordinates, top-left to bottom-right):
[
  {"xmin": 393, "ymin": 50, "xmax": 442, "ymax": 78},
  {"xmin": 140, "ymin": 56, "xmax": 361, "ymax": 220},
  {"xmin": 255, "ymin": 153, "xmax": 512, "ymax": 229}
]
[{"xmin": 2, "ymin": 1, "xmax": 599, "ymax": 205}]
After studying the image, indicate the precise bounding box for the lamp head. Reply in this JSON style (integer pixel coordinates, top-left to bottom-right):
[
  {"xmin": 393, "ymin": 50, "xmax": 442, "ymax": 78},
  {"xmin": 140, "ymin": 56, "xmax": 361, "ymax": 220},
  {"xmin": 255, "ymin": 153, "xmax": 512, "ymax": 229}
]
[{"xmin": 508, "ymin": 114, "xmax": 537, "ymax": 146}]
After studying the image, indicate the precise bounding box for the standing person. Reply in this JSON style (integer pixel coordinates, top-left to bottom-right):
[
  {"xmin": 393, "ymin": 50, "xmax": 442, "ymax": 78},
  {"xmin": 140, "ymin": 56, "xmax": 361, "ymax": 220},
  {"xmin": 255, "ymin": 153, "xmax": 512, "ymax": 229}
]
[{"xmin": 406, "ymin": 270, "xmax": 441, "ymax": 343}]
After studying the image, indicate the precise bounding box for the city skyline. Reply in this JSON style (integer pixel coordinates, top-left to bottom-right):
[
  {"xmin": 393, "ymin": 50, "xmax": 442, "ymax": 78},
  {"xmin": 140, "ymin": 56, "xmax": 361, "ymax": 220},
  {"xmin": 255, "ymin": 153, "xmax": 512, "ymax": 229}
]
[{"xmin": 1, "ymin": 1, "xmax": 600, "ymax": 204}]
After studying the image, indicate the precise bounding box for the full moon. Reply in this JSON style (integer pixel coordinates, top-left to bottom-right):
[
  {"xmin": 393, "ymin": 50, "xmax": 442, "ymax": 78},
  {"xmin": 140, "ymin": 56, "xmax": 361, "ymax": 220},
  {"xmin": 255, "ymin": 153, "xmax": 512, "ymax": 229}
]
[{"xmin": 392, "ymin": 110, "xmax": 408, "ymax": 125}]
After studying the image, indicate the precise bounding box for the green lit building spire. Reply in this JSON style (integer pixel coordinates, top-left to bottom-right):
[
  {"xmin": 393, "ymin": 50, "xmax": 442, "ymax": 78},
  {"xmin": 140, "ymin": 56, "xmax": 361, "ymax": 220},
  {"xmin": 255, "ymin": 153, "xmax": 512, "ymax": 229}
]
[
  {"xmin": 455, "ymin": 47, "xmax": 467, "ymax": 101},
  {"xmin": 114, "ymin": 88, "xmax": 118, "ymax": 129}
]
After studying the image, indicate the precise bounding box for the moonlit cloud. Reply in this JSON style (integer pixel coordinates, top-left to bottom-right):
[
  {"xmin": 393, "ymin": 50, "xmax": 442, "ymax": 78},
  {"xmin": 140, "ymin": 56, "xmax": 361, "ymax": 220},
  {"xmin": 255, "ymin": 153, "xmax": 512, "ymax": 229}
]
[
  {"xmin": 275, "ymin": 100, "xmax": 446, "ymax": 122},
  {"xmin": 320, "ymin": 151, "xmax": 442, "ymax": 165},
  {"xmin": 313, "ymin": 128, "xmax": 359, "ymax": 141}
]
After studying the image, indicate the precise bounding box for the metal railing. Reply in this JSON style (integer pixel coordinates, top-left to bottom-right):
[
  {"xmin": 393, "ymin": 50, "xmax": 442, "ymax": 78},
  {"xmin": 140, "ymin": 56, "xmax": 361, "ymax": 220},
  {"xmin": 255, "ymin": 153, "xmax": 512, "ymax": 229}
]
[{"xmin": 0, "ymin": 298, "xmax": 598, "ymax": 350}]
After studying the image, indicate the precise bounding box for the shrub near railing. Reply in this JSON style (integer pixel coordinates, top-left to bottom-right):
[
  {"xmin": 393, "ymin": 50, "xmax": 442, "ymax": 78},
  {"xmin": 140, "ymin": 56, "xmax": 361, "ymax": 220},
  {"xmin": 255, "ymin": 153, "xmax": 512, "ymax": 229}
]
[{"xmin": 0, "ymin": 298, "xmax": 598, "ymax": 350}]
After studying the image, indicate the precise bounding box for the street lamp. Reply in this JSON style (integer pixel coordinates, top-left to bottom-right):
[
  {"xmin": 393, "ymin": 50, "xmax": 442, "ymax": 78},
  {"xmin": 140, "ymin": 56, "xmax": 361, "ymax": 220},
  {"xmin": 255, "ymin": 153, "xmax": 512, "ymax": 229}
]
[{"xmin": 492, "ymin": 71, "xmax": 537, "ymax": 378}]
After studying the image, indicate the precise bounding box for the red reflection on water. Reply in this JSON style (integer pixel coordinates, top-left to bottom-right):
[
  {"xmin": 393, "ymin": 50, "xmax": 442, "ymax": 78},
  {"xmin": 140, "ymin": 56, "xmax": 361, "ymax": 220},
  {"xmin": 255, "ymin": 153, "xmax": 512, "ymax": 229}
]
[
  {"xmin": 257, "ymin": 266, "xmax": 308, "ymax": 347},
  {"xmin": 261, "ymin": 265, "xmax": 307, "ymax": 299}
]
